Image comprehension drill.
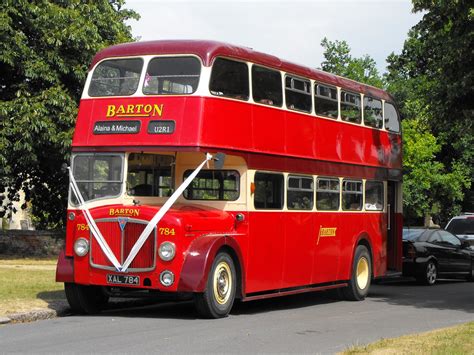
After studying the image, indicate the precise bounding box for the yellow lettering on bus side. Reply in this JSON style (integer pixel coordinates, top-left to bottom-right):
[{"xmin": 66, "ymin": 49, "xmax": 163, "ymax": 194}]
[
  {"xmin": 144, "ymin": 104, "xmax": 152, "ymax": 114},
  {"xmin": 126, "ymin": 105, "xmax": 135, "ymax": 114},
  {"xmin": 153, "ymin": 104, "xmax": 164, "ymax": 117},
  {"xmin": 116, "ymin": 105, "xmax": 126, "ymax": 115},
  {"xmin": 135, "ymin": 104, "xmax": 144, "ymax": 113},
  {"xmin": 106, "ymin": 105, "xmax": 116, "ymax": 117}
]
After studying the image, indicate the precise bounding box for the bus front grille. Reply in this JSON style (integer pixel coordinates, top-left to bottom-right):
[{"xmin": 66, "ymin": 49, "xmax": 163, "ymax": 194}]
[{"xmin": 90, "ymin": 219, "xmax": 156, "ymax": 271}]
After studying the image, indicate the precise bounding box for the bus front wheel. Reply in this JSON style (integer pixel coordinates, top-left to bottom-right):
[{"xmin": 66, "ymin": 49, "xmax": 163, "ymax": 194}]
[
  {"xmin": 194, "ymin": 252, "xmax": 236, "ymax": 318},
  {"xmin": 64, "ymin": 283, "xmax": 109, "ymax": 314},
  {"xmin": 342, "ymin": 245, "xmax": 372, "ymax": 301}
]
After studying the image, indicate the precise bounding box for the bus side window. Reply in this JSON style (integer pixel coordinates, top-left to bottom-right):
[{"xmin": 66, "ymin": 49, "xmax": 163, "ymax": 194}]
[
  {"xmin": 314, "ymin": 83, "xmax": 338, "ymax": 119},
  {"xmin": 316, "ymin": 177, "xmax": 340, "ymax": 211},
  {"xmin": 254, "ymin": 172, "xmax": 284, "ymax": 209},
  {"xmin": 384, "ymin": 102, "xmax": 400, "ymax": 133},
  {"xmin": 285, "ymin": 76, "xmax": 312, "ymax": 113},
  {"xmin": 209, "ymin": 58, "xmax": 249, "ymax": 100},
  {"xmin": 342, "ymin": 179, "xmax": 363, "ymax": 211},
  {"xmin": 364, "ymin": 181, "xmax": 384, "ymax": 211},
  {"xmin": 364, "ymin": 97, "xmax": 383, "ymax": 129},
  {"xmin": 287, "ymin": 175, "xmax": 314, "ymax": 210},
  {"xmin": 252, "ymin": 65, "xmax": 283, "ymax": 107},
  {"xmin": 341, "ymin": 91, "xmax": 361, "ymax": 124}
]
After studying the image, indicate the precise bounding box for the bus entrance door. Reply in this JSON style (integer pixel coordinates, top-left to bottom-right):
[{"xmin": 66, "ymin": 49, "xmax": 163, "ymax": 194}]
[{"xmin": 386, "ymin": 181, "xmax": 402, "ymax": 272}]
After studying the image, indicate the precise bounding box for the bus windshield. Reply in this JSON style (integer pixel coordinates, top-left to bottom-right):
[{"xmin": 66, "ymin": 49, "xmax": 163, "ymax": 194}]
[
  {"xmin": 70, "ymin": 153, "xmax": 124, "ymax": 204},
  {"xmin": 89, "ymin": 58, "xmax": 143, "ymax": 97}
]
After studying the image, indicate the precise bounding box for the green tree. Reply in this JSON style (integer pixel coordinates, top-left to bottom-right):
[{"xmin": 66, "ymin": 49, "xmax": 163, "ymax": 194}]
[
  {"xmin": 402, "ymin": 119, "xmax": 470, "ymax": 224},
  {"xmin": 0, "ymin": 0, "xmax": 139, "ymax": 228},
  {"xmin": 385, "ymin": 0, "xmax": 473, "ymax": 217},
  {"xmin": 319, "ymin": 37, "xmax": 384, "ymax": 88}
]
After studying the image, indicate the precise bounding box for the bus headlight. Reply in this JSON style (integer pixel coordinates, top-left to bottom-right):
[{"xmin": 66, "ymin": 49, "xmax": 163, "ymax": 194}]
[
  {"xmin": 158, "ymin": 242, "xmax": 176, "ymax": 261},
  {"xmin": 160, "ymin": 270, "xmax": 174, "ymax": 287},
  {"xmin": 74, "ymin": 238, "xmax": 89, "ymax": 257}
]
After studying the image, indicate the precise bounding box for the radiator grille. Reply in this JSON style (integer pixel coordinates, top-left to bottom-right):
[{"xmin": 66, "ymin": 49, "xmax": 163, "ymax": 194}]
[{"xmin": 90, "ymin": 218, "xmax": 156, "ymax": 271}]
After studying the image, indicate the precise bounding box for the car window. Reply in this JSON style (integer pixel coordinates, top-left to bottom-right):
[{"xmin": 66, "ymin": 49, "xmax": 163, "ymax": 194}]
[
  {"xmin": 446, "ymin": 218, "xmax": 474, "ymax": 235},
  {"xmin": 402, "ymin": 229, "xmax": 425, "ymax": 241},
  {"xmin": 439, "ymin": 231, "xmax": 461, "ymax": 247},
  {"xmin": 428, "ymin": 231, "xmax": 442, "ymax": 244}
]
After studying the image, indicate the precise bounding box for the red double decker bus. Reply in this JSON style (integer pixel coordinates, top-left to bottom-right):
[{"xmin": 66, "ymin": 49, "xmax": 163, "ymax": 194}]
[{"xmin": 56, "ymin": 40, "xmax": 403, "ymax": 318}]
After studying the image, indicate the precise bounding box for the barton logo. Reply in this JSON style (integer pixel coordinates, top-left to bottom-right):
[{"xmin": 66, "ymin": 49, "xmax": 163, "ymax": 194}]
[
  {"xmin": 106, "ymin": 103, "xmax": 164, "ymax": 118},
  {"xmin": 118, "ymin": 217, "xmax": 129, "ymax": 231}
]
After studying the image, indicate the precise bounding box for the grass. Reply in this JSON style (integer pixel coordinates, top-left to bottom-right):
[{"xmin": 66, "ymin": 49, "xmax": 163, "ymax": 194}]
[
  {"xmin": 0, "ymin": 258, "xmax": 65, "ymax": 316},
  {"xmin": 342, "ymin": 322, "xmax": 474, "ymax": 355}
]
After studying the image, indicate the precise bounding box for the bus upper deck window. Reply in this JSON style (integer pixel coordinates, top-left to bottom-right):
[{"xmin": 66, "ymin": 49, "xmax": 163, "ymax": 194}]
[
  {"xmin": 384, "ymin": 102, "xmax": 400, "ymax": 133},
  {"xmin": 210, "ymin": 58, "xmax": 249, "ymax": 100},
  {"xmin": 143, "ymin": 57, "xmax": 201, "ymax": 95},
  {"xmin": 341, "ymin": 90, "xmax": 361, "ymax": 124},
  {"xmin": 252, "ymin": 65, "xmax": 283, "ymax": 107},
  {"xmin": 364, "ymin": 97, "xmax": 383, "ymax": 129},
  {"xmin": 89, "ymin": 58, "xmax": 143, "ymax": 97},
  {"xmin": 315, "ymin": 83, "xmax": 338, "ymax": 119},
  {"xmin": 285, "ymin": 76, "xmax": 312, "ymax": 113}
]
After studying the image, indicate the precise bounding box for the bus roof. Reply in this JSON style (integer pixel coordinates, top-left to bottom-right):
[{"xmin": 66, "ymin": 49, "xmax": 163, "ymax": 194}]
[{"xmin": 90, "ymin": 40, "xmax": 394, "ymax": 102}]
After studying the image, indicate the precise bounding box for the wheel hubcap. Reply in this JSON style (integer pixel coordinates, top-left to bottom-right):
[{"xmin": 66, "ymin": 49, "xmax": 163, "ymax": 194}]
[
  {"xmin": 427, "ymin": 263, "xmax": 437, "ymax": 284},
  {"xmin": 213, "ymin": 261, "xmax": 232, "ymax": 305},
  {"xmin": 356, "ymin": 257, "xmax": 369, "ymax": 290}
]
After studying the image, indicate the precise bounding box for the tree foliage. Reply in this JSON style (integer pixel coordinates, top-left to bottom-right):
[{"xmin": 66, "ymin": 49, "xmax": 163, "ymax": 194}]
[
  {"xmin": 385, "ymin": 0, "xmax": 473, "ymax": 221},
  {"xmin": 0, "ymin": 0, "xmax": 138, "ymax": 228},
  {"xmin": 320, "ymin": 15, "xmax": 472, "ymax": 224},
  {"xmin": 319, "ymin": 37, "xmax": 384, "ymax": 88}
]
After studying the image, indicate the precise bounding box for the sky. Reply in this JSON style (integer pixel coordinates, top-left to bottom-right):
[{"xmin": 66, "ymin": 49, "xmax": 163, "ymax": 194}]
[{"xmin": 124, "ymin": 0, "xmax": 424, "ymax": 73}]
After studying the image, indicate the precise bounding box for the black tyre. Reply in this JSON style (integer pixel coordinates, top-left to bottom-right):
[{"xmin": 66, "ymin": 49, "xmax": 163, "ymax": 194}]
[
  {"xmin": 417, "ymin": 260, "xmax": 437, "ymax": 285},
  {"xmin": 342, "ymin": 245, "xmax": 372, "ymax": 301},
  {"xmin": 64, "ymin": 283, "xmax": 109, "ymax": 314},
  {"xmin": 194, "ymin": 252, "xmax": 237, "ymax": 319}
]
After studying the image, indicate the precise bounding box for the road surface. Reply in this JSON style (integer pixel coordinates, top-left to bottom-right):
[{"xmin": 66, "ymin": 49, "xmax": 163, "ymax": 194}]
[{"xmin": 1, "ymin": 278, "xmax": 473, "ymax": 353}]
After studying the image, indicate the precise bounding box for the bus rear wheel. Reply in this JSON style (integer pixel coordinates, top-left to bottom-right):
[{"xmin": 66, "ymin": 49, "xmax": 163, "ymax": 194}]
[
  {"xmin": 194, "ymin": 252, "xmax": 236, "ymax": 319},
  {"xmin": 64, "ymin": 283, "xmax": 109, "ymax": 314},
  {"xmin": 342, "ymin": 245, "xmax": 372, "ymax": 301}
]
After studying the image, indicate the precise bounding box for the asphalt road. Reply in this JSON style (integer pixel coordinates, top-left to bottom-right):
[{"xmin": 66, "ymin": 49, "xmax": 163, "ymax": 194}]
[{"xmin": 1, "ymin": 278, "xmax": 473, "ymax": 354}]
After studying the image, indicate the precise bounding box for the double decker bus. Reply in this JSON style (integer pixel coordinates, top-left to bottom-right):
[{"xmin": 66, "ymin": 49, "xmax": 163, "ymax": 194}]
[{"xmin": 56, "ymin": 40, "xmax": 403, "ymax": 318}]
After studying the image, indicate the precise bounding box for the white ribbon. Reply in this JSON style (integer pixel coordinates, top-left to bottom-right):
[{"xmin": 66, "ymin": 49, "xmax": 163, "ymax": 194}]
[
  {"xmin": 121, "ymin": 153, "xmax": 213, "ymax": 272},
  {"xmin": 69, "ymin": 153, "xmax": 213, "ymax": 273},
  {"xmin": 69, "ymin": 169, "xmax": 122, "ymax": 271}
]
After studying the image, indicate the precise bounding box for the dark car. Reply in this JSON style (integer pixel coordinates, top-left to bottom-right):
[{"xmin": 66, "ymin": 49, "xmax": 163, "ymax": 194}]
[{"xmin": 402, "ymin": 228, "xmax": 474, "ymax": 285}]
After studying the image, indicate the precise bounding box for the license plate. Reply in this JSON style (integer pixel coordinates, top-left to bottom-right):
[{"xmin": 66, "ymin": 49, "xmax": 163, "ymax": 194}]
[{"xmin": 106, "ymin": 274, "xmax": 140, "ymax": 286}]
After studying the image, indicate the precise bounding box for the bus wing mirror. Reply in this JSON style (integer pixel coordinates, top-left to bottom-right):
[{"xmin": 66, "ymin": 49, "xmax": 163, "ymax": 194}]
[{"xmin": 214, "ymin": 153, "xmax": 226, "ymax": 169}]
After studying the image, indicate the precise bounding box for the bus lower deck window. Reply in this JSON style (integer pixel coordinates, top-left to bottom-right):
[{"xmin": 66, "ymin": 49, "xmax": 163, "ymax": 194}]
[
  {"xmin": 254, "ymin": 172, "xmax": 284, "ymax": 209},
  {"xmin": 316, "ymin": 177, "xmax": 340, "ymax": 211},
  {"xmin": 365, "ymin": 181, "xmax": 384, "ymax": 211},
  {"xmin": 127, "ymin": 154, "xmax": 175, "ymax": 197},
  {"xmin": 342, "ymin": 179, "xmax": 363, "ymax": 211},
  {"xmin": 183, "ymin": 170, "xmax": 240, "ymax": 201},
  {"xmin": 287, "ymin": 175, "xmax": 314, "ymax": 210}
]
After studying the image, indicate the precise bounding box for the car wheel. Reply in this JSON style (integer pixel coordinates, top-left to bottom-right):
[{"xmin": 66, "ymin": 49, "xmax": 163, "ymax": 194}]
[
  {"xmin": 417, "ymin": 260, "xmax": 437, "ymax": 285},
  {"xmin": 342, "ymin": 245, "xmax": 372, "ymax": 301},
  {"xmin": 65, "ymin": 283, "xmax": 109, "ymax": 314},
  {"xmin": 194, "ymin": 252, "xmax": 237, "ymax": 318}
]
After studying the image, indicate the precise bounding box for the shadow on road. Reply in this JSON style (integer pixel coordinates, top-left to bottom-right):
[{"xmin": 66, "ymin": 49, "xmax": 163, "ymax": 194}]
[
  {"xmin": 44, "ymin": 277, "xmax": 474, "ymax": 319},
  {"xmin": 368, "ymin": 277, "xmax": 474, "ymax": 314}
]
